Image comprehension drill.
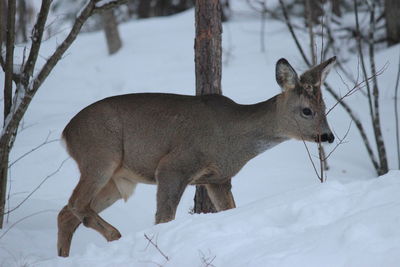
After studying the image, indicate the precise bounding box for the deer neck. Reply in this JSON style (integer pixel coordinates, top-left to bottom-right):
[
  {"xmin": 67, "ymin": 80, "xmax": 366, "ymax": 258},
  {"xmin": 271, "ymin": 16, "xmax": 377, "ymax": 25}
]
[{"xmin": 233, "ymin": 93, "xmax": 288, "ymax": 157}]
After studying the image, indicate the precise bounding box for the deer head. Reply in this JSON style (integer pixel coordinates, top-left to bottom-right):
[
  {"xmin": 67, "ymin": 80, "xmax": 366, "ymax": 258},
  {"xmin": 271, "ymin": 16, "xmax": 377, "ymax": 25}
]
[{"xmin": 275, "ymin": 57, "xmax": 336, "ymax": 143}]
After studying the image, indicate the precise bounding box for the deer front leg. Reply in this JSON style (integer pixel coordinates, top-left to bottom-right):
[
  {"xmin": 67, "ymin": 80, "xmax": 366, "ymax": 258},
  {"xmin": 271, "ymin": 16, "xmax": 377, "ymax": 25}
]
[
  {"xmin": 205, "ymin": 180, "xmax": 236, "ymax": 211},
  {"xmin": 154, "ymin": 152, "xmax": 203, "ymax": 224},
  {"xmin": 155, "ymin": 171, "xmax": 189, "ymax": 224}
]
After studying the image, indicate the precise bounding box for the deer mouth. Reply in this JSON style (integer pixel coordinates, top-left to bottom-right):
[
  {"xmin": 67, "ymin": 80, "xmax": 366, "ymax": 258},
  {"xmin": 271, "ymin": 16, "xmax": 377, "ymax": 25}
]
[{"xmin": 315, "ymin": 133, "xmax": 335, "ymax": 143}]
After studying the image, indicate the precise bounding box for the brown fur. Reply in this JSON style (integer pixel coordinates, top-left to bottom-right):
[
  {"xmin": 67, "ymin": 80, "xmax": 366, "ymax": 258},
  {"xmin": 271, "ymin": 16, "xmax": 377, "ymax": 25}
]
[{"xmin": 57, "ymin": 57, "xmax": 336, "ymax": 257}]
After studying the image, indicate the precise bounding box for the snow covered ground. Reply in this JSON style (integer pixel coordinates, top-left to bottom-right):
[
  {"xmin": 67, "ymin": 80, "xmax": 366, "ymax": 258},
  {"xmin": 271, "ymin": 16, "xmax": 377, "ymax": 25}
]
[{"xmin": 1, "ymin": 1, "xmax": 400, "ymax": 266}]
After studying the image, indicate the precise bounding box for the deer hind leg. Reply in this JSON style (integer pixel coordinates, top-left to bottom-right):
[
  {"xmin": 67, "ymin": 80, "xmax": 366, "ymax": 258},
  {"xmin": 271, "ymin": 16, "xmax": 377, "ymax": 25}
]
[
  {"xmin": 57, "ymin": 205, "xmax": 81, "ymax": 257},
  {"xmin": 57, "ymin": 178, "xmax": 125, "ymax": 257},
  {"xmin": 67, "ymin": 162, "xmax": 122, "ymax": 243},
  {"xmin": 205, "ymin": 180, "xmax": 236, "ymax": 211}
]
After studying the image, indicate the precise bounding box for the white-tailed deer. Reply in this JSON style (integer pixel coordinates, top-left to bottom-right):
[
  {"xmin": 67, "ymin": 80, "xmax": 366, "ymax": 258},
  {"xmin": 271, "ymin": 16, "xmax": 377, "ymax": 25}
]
[{"xmin": 57, "ymin": 57, "xmax": 336, "ymax": 257}]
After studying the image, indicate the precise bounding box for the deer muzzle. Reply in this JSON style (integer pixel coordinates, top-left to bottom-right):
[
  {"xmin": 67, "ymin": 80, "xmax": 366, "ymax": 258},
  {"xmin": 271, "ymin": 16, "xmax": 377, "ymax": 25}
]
[{"xmin": 317, "ymin": 133, "xmax": 335, "ymax": 143}]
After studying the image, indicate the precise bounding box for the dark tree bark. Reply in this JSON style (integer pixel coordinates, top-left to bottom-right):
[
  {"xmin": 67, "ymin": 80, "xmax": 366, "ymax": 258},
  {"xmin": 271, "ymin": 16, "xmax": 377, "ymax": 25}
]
[
  {"xmin": 0, "ymin": 0, "xmax": 6, "ymax": 47},
  {"xmin": 331, "ymin": 0, "xmax": 341, "ymax": 17},
  {"xmin": 0, "ymin": 0, "xmax": 127, "ymax": 228},
  {"xmin": 304, "ymin": 0, "xmax": 323, "ymax": 25},
  {"xmin": 220, "ymin": 0, "xmax": 230, "ymax": 22},
  {"xmin": 384, "ymin": 0, "xmax": 400, "ymax": 46},
  {"xmin": 17, "ymin": 0, "xmax": 28, "ymax": 43},
  {"xmin": 154, "ymin": 0, "xmax": 169, "ymax": 16},
  {"xmin": 138, "ymin": 0, "xmax": 152, "ymax": 18},
  {"xmin": 0, "ymin": 0, "xmax": 16, "ymax": 229},
  {"xmin": 193, "ymin": 0, "xmax": 222, "ymax": 214},
  {"xmin": 194, "ymin": 0, "xmax": 222, "ymax": 96},
  {"xmin": 102, "ymin": 9, "xmax": 122, "ymax": 55}
]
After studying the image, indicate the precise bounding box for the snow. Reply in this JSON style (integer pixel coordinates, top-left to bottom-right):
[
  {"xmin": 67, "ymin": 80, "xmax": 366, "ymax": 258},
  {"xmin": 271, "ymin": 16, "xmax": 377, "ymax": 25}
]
[
  {"xmin": 95, "ymin": 0, "xmax": 120, "ymax": 8},
  {"xmin": 1, "ymin": 1, "xmax": 400, "ymax": 266}
]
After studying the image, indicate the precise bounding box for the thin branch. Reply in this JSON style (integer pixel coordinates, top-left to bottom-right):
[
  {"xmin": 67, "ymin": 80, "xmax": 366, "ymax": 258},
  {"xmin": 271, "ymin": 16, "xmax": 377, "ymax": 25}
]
[
  {"xmin": 324, "ymin": 81, "xmax": 380, "ymax": 171},
  {"xmin": 2, "ymin": 158, "xmax": 69, "ymax": 216},
  {"xmin": 367, "ymin": 1, "xmax": 388, "ymax": 174},
  {"xmin": 144, "ymin": 233, "xmax": 169, "ymax": 262},
  {"xmin": 22, "ymin": 0, "xmax": 52, "ymax": 82},
  {"xmin": 325, "ymin": 121, "xmax": 352, "ymax": 160},
  {"xmin": 199, "ymin": 250, "xmax": 217, "ymax": 267},
  {"xmin": 0, "ymin": 209, "xmax": 57, "ymax": 240},
  {"xmin": 395, "ymin": 49, "xmax": 400, "ymax": 169},
  {"xmin": 354, "ymin": 1, "xmax": 375, "ymax": 121},
  {"xmin": 295, "ymin": 119, "xmax": 322, "ymax": 182},
  {"xmin": 326, "ymin": 64, "xmax": 387, "ymax": 116},
  {"xmin": 8, "ymin": 133, "xmax": 59, "ymax": 168},
  {"xmin": 94, "ymin": 0, "xmax": 129, "ymax": 13},
  {"xmin": 3, "ymin": 0, "xmax": 16, "ymax": 122},
  {"xmin": 278, "ymin": 0, "xmax": 311, "ymax": 67}
]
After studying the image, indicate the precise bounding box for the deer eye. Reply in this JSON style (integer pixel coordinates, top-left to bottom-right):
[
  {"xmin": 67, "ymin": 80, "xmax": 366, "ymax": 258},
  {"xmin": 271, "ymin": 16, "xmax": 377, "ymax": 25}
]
[{"xmin": 302, "ymin": 108, "xmax": 312, "ymax": 116}]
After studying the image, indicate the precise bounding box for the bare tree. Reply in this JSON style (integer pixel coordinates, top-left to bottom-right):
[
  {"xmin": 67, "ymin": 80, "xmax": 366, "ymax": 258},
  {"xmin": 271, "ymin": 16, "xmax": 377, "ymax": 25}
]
[
  {"xmin": 354, "ymin": 1, "xmax": 388, "ymax": 175},
  {"xmin": 0, "ymin": 0, "xmax": 6, "ymax": 47},
  {"xmin": 246, "ymin": 0, "xmax": 268, "ymax": 53},
  {"xmin": 193, "ymin": 0, "xmax": 222, "ymax": 214},
  {"xmin": 278, "ymin": 0, "xmax": 393, "ymax": 176},
  {"xmin": 102, "ymin": 9, "xmax": 123, "ymax": 55},
  {"xmin": 384, "ymin": 0, "xmax": 400, "ymax": 45},
  {"xmin": 1, "ymin": 0, "xmax": 16, "ymax": 229},
  {"xmin": 16, "ymin": 0, "xmax": 28, "ymax": 43},
  {"xmin": 0, "ymin": 0, "xmax": 127, "ymax": 228}
]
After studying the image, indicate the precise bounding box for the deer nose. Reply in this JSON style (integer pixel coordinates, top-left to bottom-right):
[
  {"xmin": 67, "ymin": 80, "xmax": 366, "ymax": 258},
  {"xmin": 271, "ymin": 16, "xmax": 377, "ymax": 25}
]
[{"xmin": 320, "ymin": 133, "xmax": 335, "ymax": 143}]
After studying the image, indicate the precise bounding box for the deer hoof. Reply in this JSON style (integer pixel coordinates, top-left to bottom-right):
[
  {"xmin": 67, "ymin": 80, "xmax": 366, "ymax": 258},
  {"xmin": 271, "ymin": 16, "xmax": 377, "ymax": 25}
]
[{"xmin": 106, "ymin": 228, "xmax": 121, "ymax": 242}]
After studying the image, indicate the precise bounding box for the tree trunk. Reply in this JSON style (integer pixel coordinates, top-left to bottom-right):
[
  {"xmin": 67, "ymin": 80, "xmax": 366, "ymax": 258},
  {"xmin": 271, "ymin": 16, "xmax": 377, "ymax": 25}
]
[
  {"xmin": 0, "ymin": 0, "xmax": 6, "ymax": 47},
  {"xmin": 102, "ymin": 9, "xmax": 122, "ymax": 55},
  {"xmin": 193, "ymin": 0, "xmax": 222, "ymax": 214},
  {"xmin": 304, "ymin": 0, "xmax": 323, "ymax": 25},
  {"xmin": 17, "ymin": 0, "xmax": 28, "ymax": 43},
  {"xmin": 331, "ymin": 0, "xmax": 341, "ymax": 17},
  {"xmin": 138, "ymin": 0, "xmax": 152, "ymax": 18},
  {"xmin": 384, "ymin": 0, "xmax": 400, "ymax": 46},
  {"xmin": 1, "ymin": 0, "xmax": 16, "ymax": 229}
]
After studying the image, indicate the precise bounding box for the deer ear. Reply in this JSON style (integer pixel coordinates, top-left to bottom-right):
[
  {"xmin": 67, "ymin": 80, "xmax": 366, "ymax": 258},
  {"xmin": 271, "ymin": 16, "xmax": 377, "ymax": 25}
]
[
  {"xmin": 319, "ymin": 56, "xmax": 336, "ymax": 84},
  {"xmin": 276, "ymin": 58, "xmax": 298, "ymax": 91},
  {"xmin": 301, "ymin": 56, "xmax": 336, "ymax": 86}
]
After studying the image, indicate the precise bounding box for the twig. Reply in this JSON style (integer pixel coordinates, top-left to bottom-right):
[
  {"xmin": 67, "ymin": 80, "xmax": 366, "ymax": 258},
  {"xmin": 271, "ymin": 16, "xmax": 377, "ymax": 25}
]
[
  {"xmin": 8, "ymin": 133, "xmax": 59, "ymax": 168},
  {"xmin": 325, "ymin": 121, "xmax": 352, "ymax": 160},
  {"xmin": 199, "ymin": 250, "xmax": 216, "ymax": 267},
  {"xmin": 355, "ymin": 0, "xmax": 388, "ymax": 175},
  {"xmin": 295, "ymin": 119, "xmax": 322, "ymax": 182},
  {"xmin": 0, "ymin": 209, "xmax": 57, "ymax": 240},
  {"xmin": 395, "ymin": 49, "xmax": 400, "ymax": 169},
  {"xmin": 325, "ymin": 64, "xmax": 387, "ymax": 116},
  {"xmin": 144, "ymin": 233, "xmax": 169, "ymax": 262},
  {"xmin": 367, "ymin": 1, "xmax": 388, "ymax": 174},
  {"xmin": 324, "ymin": 81, "xmax": 380, "ymax": 171},
  {"xmin": 278, "ymin": 0, "xmax": 311, "ymax": 67},
  {"xmin": 2, "ymin": 158, "xmax": 69, "ymax": 216}
]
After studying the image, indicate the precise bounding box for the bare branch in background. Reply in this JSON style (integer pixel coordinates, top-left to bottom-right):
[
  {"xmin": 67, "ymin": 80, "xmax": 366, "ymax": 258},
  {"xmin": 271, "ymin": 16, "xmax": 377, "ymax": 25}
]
[
  {"xmin": 2, "ymin": 158, "xmax": 68, "ymax": 216},
  {"xmin": 278, "ymin": 0, "xmax": 387, "ymax": 176},
  {"xmin": 199, "ymin": 250, "xmax": 217, "ymax": 267},
  {"xmin": 144, "ymin": 233, "xmax": 170, "ymax": 262},
  {"xmin": 278, "ymin": 0, "xmax": 311, "ymax": 67},
  {"xmin": 326, "ymin": 64, "xmax": 387, "ymax": 116},
  {"xmin": 395, "ymin": 50, "xmax": 400, "ymax": 168},
  {"xmin": 8, "ymin": 133, "xmax": 59, "ymax": 168},
  {"xmin": 354, "ymin": 1, "xmax": 388, "ymax": 175},
  {"xmin": 246, "ymin": 0, "xmax": 268, "ymax": 52},
  {"xmin": 0, "ymin": 209, "xmax": 57, "ymax": 240},
  {"xmin": 0, "ymin": 0, "xmax": 127, "ymax": 228}
]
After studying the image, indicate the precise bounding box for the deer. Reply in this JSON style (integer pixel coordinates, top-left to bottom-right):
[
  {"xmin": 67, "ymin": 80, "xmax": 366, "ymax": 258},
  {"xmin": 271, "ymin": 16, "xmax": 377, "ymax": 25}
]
[{"xmin": 57, "ymin": 57, "xmax": 336, "ymax": 257}]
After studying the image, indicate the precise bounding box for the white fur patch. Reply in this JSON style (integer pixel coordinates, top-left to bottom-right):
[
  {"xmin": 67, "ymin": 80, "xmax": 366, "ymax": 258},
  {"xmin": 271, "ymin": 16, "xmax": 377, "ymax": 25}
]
[{"xmin": 113, "ymin": 177, "xmax": 137, "ymax": 202}]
